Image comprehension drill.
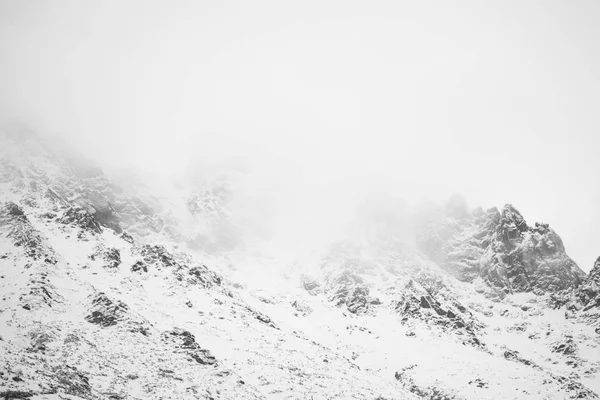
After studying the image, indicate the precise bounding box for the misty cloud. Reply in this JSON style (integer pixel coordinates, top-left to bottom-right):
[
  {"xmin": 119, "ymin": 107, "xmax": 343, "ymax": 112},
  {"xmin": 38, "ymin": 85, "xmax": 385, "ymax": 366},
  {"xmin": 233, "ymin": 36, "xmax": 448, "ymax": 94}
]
[{"xmin": 1, "ymin": 0, "xmax": 599, "ymax": 269}]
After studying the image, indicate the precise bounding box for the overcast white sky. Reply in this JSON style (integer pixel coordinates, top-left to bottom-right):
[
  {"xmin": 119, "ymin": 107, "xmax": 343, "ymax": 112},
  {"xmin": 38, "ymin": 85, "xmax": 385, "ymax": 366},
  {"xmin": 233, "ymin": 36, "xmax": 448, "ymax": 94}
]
[{"xmin": 0, "ymin": 0, "xmax": 598, "ymax": 270}]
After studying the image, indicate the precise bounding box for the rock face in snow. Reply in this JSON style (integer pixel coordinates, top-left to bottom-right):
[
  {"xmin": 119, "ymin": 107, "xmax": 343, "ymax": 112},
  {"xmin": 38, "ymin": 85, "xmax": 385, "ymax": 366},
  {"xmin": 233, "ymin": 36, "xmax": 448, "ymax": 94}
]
[
  {"xmin": 419, "ymin": 204, "xmax": 586, "ymax": 294},
  {"xmin": 1, "ymin": 202, "xmax": 56, "ymax": 263},
  {"xmin": 326, "ymin": 270, "xmax": 374, "ymax": 315},
  {"xmin": 394, "ymin": 278, "xmax": 483, "ymax": 347},
  {"xmin": 162, "ymin": 329, "xmax": 217, "ymax": 365},
  {"xmin": 85, "ymin": 292, "xmax": 130, "ymax": 327},
  {"xmin": 579, "ymin": 257, "xmax": 600, "ymax": 311}
]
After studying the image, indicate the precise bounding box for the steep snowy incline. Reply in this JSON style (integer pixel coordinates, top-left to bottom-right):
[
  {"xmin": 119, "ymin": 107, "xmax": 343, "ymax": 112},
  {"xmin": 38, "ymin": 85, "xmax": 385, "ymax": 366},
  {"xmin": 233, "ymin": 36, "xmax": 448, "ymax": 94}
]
[{"xmin": 0, "ymin": 201, "xmax": 419, "ymax": 400}]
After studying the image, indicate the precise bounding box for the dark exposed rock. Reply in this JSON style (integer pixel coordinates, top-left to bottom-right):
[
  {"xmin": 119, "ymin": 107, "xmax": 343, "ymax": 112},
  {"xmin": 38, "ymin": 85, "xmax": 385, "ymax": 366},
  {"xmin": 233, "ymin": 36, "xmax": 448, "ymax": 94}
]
[
  {"xmin": 88, "ymin": 199, "xmax": 121, "ymax": 233},
  {"xmin": 135, "ymin": 244, "xmax": 176, "ymax": 269},
  {"xmin": 243, "ymin": 305, "xmax": 278, "ymax": 329},
  {"xmin": 85, "ymin": 292, "xmax": 129, "ymax": 327},
  {"xmin": 186, "ymin": 265, "xmax": 222, "ymax": 288},
  {"xmin": 162, "ymin": 329, "xmax": 217, "ymax": 366},
  {"xmin": 90, "ymin": 246, "xmax": 121, "ymax": 269},
  {"xmin": 0, "ymin": 390, "xmax": 35, "ymax": 399},
  {"xmin": 549, "ymin": 291, "xmax": 573, "ymax": 310},
  {"xmin": 6, "ymin": 202, "xmax": 25, "ymax": 218},
  {"xmin": 133, "ymin": 244, "xmax": 222, "ymax": 287},
  {"xmin": 49, "ymin": 365, "xmax": 92, "ymax": 399},
  {"xmin": 326, "ymin": 271, "xmax": 374, "ymax": 315},
  {"xmin": 560, "ymin": 379, "xmax": 599, "ymax": 399},
  {"xmin": 131, "ymin": 260, "xmax": 147, "ymax": 273},
  {"xmin": 503, "ymin": 350, "xmax": 538, "ymax": 368},
  {"xmin": 58, "ymin": 207, "xmax": 102, "ymax": 234},
  {"xmin": 468, "ymin": 378, "xmax": 489, "ymax": 388},
  {"xmin": 551, "ymin": 336, "xmax": 578, "ymax": 356},
  {"xmin": 84, "ymin": 292, "xmax": 150, "ymax": 335},
  {"xmin": 29, "ymin": 332, "xmax": 52, "ymax": 353},
  {"xmin": 394, "ymin": 279, "xmax": 482, "ymax": 347},
  {"xmin": 2, "ymin": 203, "xmax": 53, "ymax": 261},
  {"xmin": 120, "ymin": 231, "xmax": 134, "ymax": 244},
  {"xmin": 19, "ymin": 272, "xmax": 61, "ymax": 310}
]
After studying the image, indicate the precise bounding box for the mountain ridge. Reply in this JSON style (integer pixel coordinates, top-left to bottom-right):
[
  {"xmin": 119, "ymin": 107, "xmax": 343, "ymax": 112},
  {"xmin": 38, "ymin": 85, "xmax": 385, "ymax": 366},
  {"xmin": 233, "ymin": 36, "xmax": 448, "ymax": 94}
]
[{"xmin": 1, "ymin": 127, "xmax": 599, "ymax": 400}]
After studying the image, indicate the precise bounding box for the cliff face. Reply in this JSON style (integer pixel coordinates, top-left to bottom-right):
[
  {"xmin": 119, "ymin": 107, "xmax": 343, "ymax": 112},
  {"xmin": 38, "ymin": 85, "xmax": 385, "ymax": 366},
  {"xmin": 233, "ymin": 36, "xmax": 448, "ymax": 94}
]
[
  {"xmin": 418, "ymin": 204, "xmax": 586, "ymax": 294},
  {"xmin": 579, "ymin": 257, "xmax": 600, "ymax": 312}
]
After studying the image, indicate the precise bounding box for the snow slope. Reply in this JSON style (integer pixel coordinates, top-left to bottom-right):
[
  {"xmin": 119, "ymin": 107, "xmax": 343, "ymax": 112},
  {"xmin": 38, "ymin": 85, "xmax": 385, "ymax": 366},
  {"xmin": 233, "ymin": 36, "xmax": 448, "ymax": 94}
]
[{"xmin": 1, "ymin": 128, "xmax": 599, "ymax": 400}]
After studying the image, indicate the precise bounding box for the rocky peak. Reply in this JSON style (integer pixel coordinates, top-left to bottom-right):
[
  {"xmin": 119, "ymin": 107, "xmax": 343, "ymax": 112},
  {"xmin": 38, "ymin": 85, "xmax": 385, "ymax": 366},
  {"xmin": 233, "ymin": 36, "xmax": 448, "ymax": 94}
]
[
  {"xmin": 418, "ymin": 202, "xmax": 585, "ymax": 294},
  {"xmin": 497, "ymin": 204, "xmax": 529, "ymax": 244}
]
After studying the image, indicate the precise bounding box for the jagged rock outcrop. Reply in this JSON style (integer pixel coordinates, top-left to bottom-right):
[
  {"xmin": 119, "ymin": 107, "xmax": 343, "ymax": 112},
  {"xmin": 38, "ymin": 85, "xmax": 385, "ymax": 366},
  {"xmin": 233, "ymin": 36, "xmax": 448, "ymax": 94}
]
[
  {"xmin": 503, "ymin": 349, "xmax": 539, "ymax": 368},
  {"xmin": 134, "ymin": 244, "xmax": 177, "ymax": 270},
  {"xmin": 19, "ymin": 272, "xmax": 62, "ymax": 311},
  {"xmin": 133, "ymin": 244, "xmax": 222, "ymax": 287},
  {"xmin": 85, "ymin": 292, "xmax": 130, "ymax": 327},
  {"xmin": 419, "ymin": 203, "xmax": 586, "ymax": 294},
  {"xmin": 162, "ymin": 329, "xmax": 217, "ymax": 366},
  {"xmin": 394, "ymin": 279, "xmax": 483, "ymax": 346},
  {"xmin": 1, "ymin": 202, "xmax": 55, "ymax": 262},
  {"xmin": 85, "ymin": 292, "xmax": 151, "ymax": 335},
  {"xmin": 318, "ymin": 241, "xmax": 384, "ymax": 315},
  {"xmin": 326, "ymin": 271, "xmax": 376, "ymax": 315},
  {"xmin": 89, "ymin": 245, "xmax": 121, "ymax": 269},
  {"xmin": 578, "ymin": 257, "xmax": 600, "ymax": 311},
  {"xmin": 0, "ymin": 130, "xmax": 184, "ymax": 244},
  {"xmin": 57, "ymin": 207, "xmax": 102, "ymax": 234},
  {"xmin": 417, "ymin": 207, "xmax": 499, "ymax": 282}
]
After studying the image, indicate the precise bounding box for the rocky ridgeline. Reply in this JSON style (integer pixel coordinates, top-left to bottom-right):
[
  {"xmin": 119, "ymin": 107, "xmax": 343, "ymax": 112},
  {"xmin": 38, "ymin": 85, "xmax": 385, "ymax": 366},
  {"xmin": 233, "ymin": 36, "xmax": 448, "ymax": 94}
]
[
  {"xmin": 311, "ymin": 235, "xmax": 487, "ymax": 347},
  {"xmin": 3, "ymin": 129, "xmax": 250, "ymax": 254},
  {"xmin": 131, "ymin": 243, "xmax": 223, "ymax": 288},
  {"xmin": 418, "ymin": 203, "xmax": 586, "ymax": 295},
  {"xmin": 0, "ymin": 130, "xmax": 183, "ymax": 244}
]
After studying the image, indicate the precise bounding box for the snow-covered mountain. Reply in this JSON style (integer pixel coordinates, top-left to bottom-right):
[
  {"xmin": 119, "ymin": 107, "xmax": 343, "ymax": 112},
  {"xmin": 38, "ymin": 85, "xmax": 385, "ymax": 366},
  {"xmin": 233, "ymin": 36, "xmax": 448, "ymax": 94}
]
[{"xmin": 1, "ymin": 127, "xmax": 599, "ymax": 400}]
